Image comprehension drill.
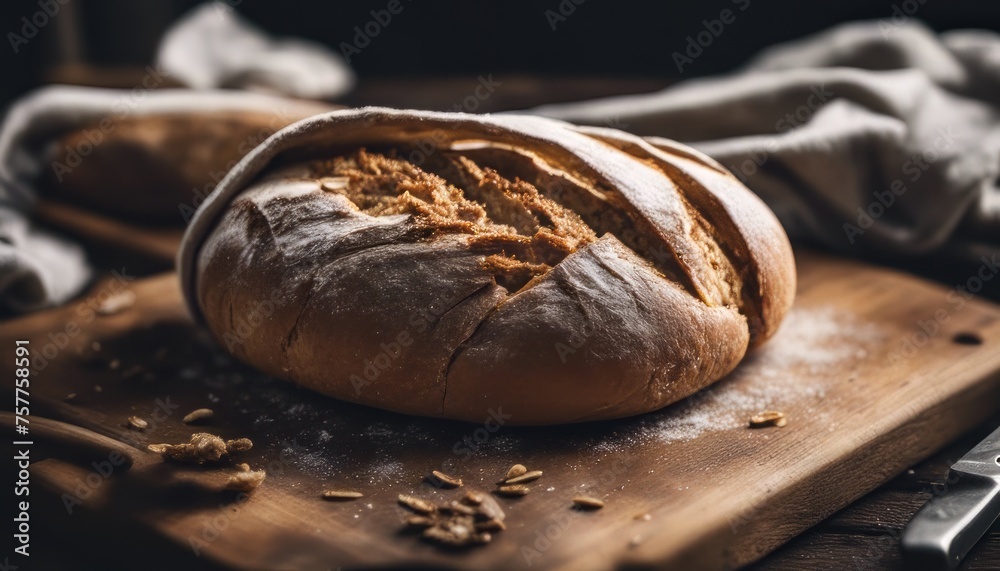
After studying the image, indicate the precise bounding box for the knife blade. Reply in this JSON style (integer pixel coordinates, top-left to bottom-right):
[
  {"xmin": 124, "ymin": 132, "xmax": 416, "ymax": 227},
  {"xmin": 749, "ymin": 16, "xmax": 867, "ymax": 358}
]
[{"xmin": 901, "ymin": 424, "xmax": 1000, "ymax": 569}]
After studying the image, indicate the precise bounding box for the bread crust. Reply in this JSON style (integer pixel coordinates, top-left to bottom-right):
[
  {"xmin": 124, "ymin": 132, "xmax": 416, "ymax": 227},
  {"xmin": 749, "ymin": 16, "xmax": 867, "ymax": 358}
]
[
  {"xmin": 45, "ymin": 106, "xmax": 331, "ymax": 221},
  {"xmin": 182, "ymin": 108, "xmax": 795, "ymax": 425}
]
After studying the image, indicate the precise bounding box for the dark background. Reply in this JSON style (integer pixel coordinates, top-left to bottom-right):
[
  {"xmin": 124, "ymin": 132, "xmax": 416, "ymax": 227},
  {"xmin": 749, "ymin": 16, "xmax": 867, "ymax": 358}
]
[
  {"xmin": 3, "ymin": 0, "xmax": 1000, "ymax": 108},
  {"xmin": 3, "ymin": 0, "xmax": 1000, "ymax": 294}
]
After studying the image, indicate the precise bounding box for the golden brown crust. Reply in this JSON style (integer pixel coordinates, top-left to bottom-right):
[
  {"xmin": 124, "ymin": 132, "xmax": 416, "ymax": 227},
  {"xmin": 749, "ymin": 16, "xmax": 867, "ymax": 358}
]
[
  {"xmin": 185, "ymin": 108, "xmax": 795, "ymax": 425},
  {"xmin": 579, "ymin": 128, "xmax": 797, "ymax": 345}
]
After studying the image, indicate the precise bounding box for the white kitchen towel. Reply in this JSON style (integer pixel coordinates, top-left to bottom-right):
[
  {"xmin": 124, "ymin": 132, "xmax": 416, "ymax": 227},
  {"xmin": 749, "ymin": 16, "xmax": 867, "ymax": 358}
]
[
  {"xmin": 0, "ymin": 0, "xmax": 347, "ymax": 312},
  {"xmin": 0, "ymin": 86, "xmax": 330, "ymax": 311},
  {"xmin": 530, "ymin": 21, "xmax": 1000, "ymax": 258},
  {"xmin": 157, "ymin": 2, "xmax": 354, "ymax": 100}
]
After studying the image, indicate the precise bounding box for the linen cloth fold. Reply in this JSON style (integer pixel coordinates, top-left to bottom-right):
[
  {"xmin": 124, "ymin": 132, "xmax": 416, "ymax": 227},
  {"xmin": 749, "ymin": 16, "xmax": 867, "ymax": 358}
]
[
  {"xmin": 529, "ymin": 21, "xmax": 1000, "ymax": 258},
  {"xmin": 156, "ymin": 2, "xmax": 354, "ymax": 100},
  {"xmin": 0, "ymin": 0, "xmax": 349, "ymax": 312},
  {"xmin": 0, "ymin": 86, "xmax": 328, "ymax": 311}
]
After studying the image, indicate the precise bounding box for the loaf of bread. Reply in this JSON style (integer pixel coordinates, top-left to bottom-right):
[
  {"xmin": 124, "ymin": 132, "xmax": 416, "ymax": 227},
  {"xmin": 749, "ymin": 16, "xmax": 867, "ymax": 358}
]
[
  {"xmin": 43, "ymin": 105, "xmax": 332, "ymax": 221},
  {"xmin": 178, "ymin": 108, "xmax": 796, "ymax": 425}
]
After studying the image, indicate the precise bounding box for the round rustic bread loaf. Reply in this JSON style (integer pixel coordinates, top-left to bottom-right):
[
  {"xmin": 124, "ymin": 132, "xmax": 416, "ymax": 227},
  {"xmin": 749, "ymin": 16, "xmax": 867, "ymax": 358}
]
[{"xmin": 178, "ymin": 108, "xmax": 795, "ymax": 425}]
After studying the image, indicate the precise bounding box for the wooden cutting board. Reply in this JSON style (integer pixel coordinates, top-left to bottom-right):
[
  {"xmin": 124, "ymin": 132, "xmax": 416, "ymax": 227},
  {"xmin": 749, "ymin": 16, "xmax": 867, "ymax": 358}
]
[{"xmin": 3, "ymin": 249, "xmax": 1000, "ymax": 570}]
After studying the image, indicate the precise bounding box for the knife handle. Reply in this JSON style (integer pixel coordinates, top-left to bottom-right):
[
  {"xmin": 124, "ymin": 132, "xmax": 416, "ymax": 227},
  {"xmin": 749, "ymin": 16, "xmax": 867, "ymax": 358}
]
[{"xmin": 901, "ymin": 470, "xmax": 1000, "ymax": 570}]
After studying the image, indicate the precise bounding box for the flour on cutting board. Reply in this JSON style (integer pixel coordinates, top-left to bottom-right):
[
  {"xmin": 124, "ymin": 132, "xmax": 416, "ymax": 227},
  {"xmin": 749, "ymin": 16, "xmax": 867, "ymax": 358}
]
[
  {"xmin": 190, "ymin": 303, "xmax": 884, "ymax": 479},
  {"xmin": 628, "ymin": 306, "xmax": 884, "ymax": 446}
]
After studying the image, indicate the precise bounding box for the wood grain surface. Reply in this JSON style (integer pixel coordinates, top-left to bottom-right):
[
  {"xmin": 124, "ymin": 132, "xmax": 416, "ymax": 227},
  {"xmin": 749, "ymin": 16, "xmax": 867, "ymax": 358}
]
[
  {"xmin": 749, "ymin": 417, "xmax": 1000, "ymax": 571},
  {"xmin": 3, "ymin": 249, "xmax": 1000, "ymax": 570}
]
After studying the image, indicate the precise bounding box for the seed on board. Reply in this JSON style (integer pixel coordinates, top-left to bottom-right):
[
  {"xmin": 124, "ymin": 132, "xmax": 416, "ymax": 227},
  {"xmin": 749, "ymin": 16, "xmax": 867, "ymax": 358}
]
[
  {"xmin": 505, "ymin": 464, "xmax": 528, "ymax": 480},
  {"xmin": 445, "ymin": 501, "xmax": 476, "ymax": 516},
  {"xmin": 126, "ymin": 416, "xmax": 148, "ymax": 431},
  {"xmin": 437, "ymin": 519, "xmax": 490, "ymax": 546},
  {"xmin": 749, "ymin": 411, "xmax": 787, "ymax": 428},
  {"xmin": 420, "ymin": 526, "xmax": 454, "ymax": 545},
  {"xmin": 475, "ymin": 518, "xmax": 506, "ymax": 532},
  {"xmin": 503, "ymin": 470, "xmax": 543, "ymax": 485},
  {"xmin": 495, "ymin": 485, "xmax": 530, "ymax": 497},
  {"xmin": 321, "ymin": 489, "xmax": 364, "ymax": 500},
  {"xmin": 226, "ymin": 438, "xmax": 253, "ymax": 453},
  {"xmin": 421, "ymin": 525, "xmax": 477, "ymax": 546},
  {"xmin": 572, "ymin": 496, "xmax": 605, "ymax": 510},
  {"xmin": 398, "ymin": 494, "xmax": 437, "ymax": 514},
  {"xmin": 474, "ymin": 495, "xmax": 506, "ymax": 522},
  {"xmin": 64, "ymin": 392, "xmax": 78, "ymax": 402},
  {"xmin": 429, "ymin": 470, "xmax": 463, "ymax": 488},
  {"xmin": 183, "ymin": 408, "xmax": 215, "ymax": 424},
  {"xmin": 399, "ymin": 492, "xmax": 504, "ymax": 550},
  {"xmin": 95, "ymin": 289, "xmax": 136, "ymax": 316},
  {"xmin": 462, "ymin": 490, "xmax": 485, "ymax": 506},
  {"xmin": 403, "ymin": 515, "xmax": 436, "ymax": 529}
]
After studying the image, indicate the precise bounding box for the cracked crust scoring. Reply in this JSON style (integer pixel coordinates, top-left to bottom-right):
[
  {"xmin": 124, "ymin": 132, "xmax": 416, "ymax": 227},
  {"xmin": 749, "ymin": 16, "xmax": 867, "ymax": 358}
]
[{"xmin": 190, "ymin": 108, "xmax": 795, "ymax": 425}]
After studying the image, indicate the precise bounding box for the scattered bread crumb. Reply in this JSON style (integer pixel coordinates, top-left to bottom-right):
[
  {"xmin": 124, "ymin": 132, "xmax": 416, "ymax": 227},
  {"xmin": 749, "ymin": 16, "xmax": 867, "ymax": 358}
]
[
  {"xmin": 227, "ymin": 469, "xmax": 266, "ymax": 492},
  {"xmin": 183, "ymin": 408, "xmax": 215, "ymax": 424},
  {"xmin": 147, "ymin": 433, "xmax": 252, "ymax": 464},
  {"xmin": 399, "ymin": 490, "xmax": 504, "ymax": 548}
]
